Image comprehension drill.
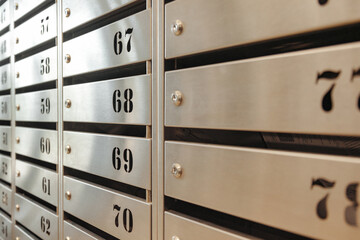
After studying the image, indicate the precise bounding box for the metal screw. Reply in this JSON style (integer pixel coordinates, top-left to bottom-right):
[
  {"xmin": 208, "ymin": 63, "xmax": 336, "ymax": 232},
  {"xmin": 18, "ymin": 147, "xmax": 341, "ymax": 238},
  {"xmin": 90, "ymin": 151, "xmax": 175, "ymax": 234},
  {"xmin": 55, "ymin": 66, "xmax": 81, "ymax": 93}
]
[
  {"xmin": 65, "ymin": 54, "xmax": 71, "ymax": 63},
  {"xmin": 64, "ymin": 8, "xmax": 71, "ymax": 17},
  {"xmin": 171, "ymin": 163, "xmax": 182, "ymax": 178},
  {"xmin": 172, "ymin": 236, "xmax": 180, "ymax": 240},
  {"xmin": 65, "ymin": 145, "xmax": 71, "ymax": 154},
  {"xmin": 171, "ymin": 91, "xmax": 183, "ymax": 106},
  {"xmin": 16, "ymin": 104, "xmax": 20, "ymax": 111},
  {"xmin": 65, "ymin": 191, "xmax": 71, "ymax": 200},
  {"xmin": 16, "ymin": 204, "xmax": 20, "ymax": 211},
  {"xmin": 16, "ymin": 137, "xmax": 20, "ymax": 143},
  {"xmin": 16, "ymin": 170, "xmax": 20, "ymax": 177},
  {"xmin": 16, "ymin": 72, "xmax": 19, "ymax": 78},
  {"xmin": 15, "ymin": 3, "xmax": 18, "ymax": 10},
  {"xmin": 65, "ymin": 99, "xmax": 71, "ymax": 108},
  {"xmin": 65, "ymin": 237, "xmax": 71, "ymax": 240},
  {"xmin": 16, "ymin": 37, "xmax": 19, "ymax": 44},
  {"xmin": 171, "ymin": 20, "xmax": 183, "ymax": 36}
]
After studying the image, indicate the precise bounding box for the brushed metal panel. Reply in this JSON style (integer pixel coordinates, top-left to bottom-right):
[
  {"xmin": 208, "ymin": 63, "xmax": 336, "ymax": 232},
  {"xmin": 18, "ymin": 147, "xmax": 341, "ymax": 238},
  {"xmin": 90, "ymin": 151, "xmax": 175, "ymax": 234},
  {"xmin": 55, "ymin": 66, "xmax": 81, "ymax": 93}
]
[
  {"xmin": 166, "ymin": 42, "xmax": 360, "ymax": 136},
  {"xmin": 15, "ymin": 46, "xmax": 57, "ymax": 89},
  {"xmin": 0, "ymin": 1, "xmax": 9, "ymax": 33},
  {"xmin": 63, "ymin": 0, "xmax": 137, "ymax": 32},
  {"xmin": 0, "ymin": 64, "xmax": 11, "ymax": 91},
  {"xmin": 0, "ymin": 155, "xmax": 11, "ymax": 183},
  {"xmin": 15, "ymin": 194, "xmax": 58, "ymax": 240},
  {"xmin": 64, "ymin": 220, "xmax": 104, "ymax": 240},
  {"xmin": 16, "ymin": 89, "xmax": 57, "ymax": 122},
  {"xmin": 0, "ymin": 31, "xmax": 9, "ymax": 61},
  {"xmin": 14, "ymin": 225, "xmax": 38, "ymax": 240},
  {"xmin": 0, "ymin": 95, "xmax": 10, "ymax": 120},
  {"xmin": 14, "ymin": 4, "xmax": 56, "ymax": 54},
  {"xmin": 64, "ymin": 131, "xmax": 151, "ymax": 189},
  {"xmin": 63, "ymin": 75, "xmax": 151, "ymax": 124},
  {"xmin": 0, "ymin": 212, "xmax": 11, "ymax": 240},
  {"xmin": 16, "ymin": 160, "xmax": 58, "ymax": 206},
  {"xmin": 165, "ymin": 141, "xmax": 360, "ymax": 240},
  {"xmin": 165, "ymin": 211, "xmax": 258, "ymax": 240},
  {"xmin": 14, "ymin": 0, "xmax": 46, "ymax": 21},
  {"xmin": 64, "ymin": 176, "xmax": 151, "ymax": 240},
  {"xmin": 15, "ymin": 127, "xmax": 57, "ymax": 164},
  {"xmin": 0, "ymin": 183, "xmax": 11, "ymax": 214},
  {"xmin": 166, "ymin": 0, "xmax": 360, "ymax": 58},
  {"xmin": 0, "ymin": 126, "xmax": 11, "ymax": 152},
  {"xmin": 63, "ymin": 9, "xmax": 151, "ymax": 77}
]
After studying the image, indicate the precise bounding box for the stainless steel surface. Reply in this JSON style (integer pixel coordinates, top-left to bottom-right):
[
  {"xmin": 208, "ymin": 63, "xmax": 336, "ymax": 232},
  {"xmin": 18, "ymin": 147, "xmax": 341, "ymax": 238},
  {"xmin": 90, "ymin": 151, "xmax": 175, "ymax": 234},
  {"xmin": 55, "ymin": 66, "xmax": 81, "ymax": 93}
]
[
  {"xmin": 0, "ymin": 212, "xmax": 12, "ymax": 240},
  {"xmin": 165, "ymin": 141, "xmax": 360, "ymax": 240},
  {"xmin": 14, "ymin": 225, "xmax": 38, "ymax": 240},
  {"xmin": 0, "ymin": 183, "xmax": 11, "ymax": 214},
  {"xmin": 165, "ymin": 0, "xmax": 360, "ymax": 58},
  {"xmin": 166, "ymin": 42, "xmax": 360, "ymax": 135},
  {"xmin": 15, "ymin": 194, "xmax": 58, "ymax": 240},
  {"xmin": 14, "ymin": 0, "xmax": 46, "ymax": 21},
  {"xmin": 64, "ymin": 176, "xmax": 151, "ymax": 240},
  {"xmin": 165, "ymin": 211, "xmax": 257, "ymax": 240},
  {"xmin": 0, "ymin": 31, "xmax": 10, "ymax": 61},
  {"xmin": 0, "ymin": 64, "xmax": 11, "ymax": 91},
  {"xmin": 63, "ymin": 9, "xmax": 151, "ymax": 77},
  {"xmin": 0, "ymin": 1, "xmax": 10, "ymax": 32},
  {"xmin": 64, "ymin": 131, "xmax": 151, "ymax": 189},
  {"xmin": 63, "ymin": 75, "xmax": 151, "ymax": 124},
  {"xmin": 0, "ymin": 126, "xmax": 11, "ymax": 152},
  {"xmin": 0, "ymin": 95, "xmax": 10, "ymax": 120},
  {"xmin": 64, "ymin": 220, "xmax": 104, "ymax": 240},
  {"xmin": 16, "ymin": 160, "xmax": 58, "ymax": 206},
  {"xmin": 14, "ymin": 4, "xmax": 56, "ymax": 54},
  {"xmin": 15, "ymin": 127, "xmax": 57, "ymax": 164},
  {"xmin": 0, "ymin": 155, "xmax": 11, "ymax": 183},
  {"xmin": 63, "ymin": 0, "xmax": 137, "ymax": 32},
  {"xmin": 15, "ymin": 89, "xmax": 57, "ymax": 122},
  {"xmin": 14, "ymin": 46, "xmax": 57, "ymax": 89}
]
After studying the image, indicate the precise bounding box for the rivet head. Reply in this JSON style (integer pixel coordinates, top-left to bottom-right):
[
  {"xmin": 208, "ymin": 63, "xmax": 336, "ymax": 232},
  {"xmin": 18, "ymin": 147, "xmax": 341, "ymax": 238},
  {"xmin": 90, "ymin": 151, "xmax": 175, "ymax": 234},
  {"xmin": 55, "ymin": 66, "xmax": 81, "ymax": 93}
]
[
  {"xmin": 16, "ymin": 204, "xmax": 20, "ymax": 211},
  {"xmin": 64, "ymin": 8, "xmax": 71, "ymax": 17},
  {"xmin": 16, "ymin": 104, "xmax": 20, "ymax": 111},
  {"xmin": 172, "ymin": 236, "xmax": 180, "ymax": 240},
  {"xmin": 65, "ymin": 99, "xmax": 71, "ymax": 108},
  {"xmin": 65, "ymin": 54, "xmax": 71, "ymax": 63},
  {"xmin": 65, "ymin": 145, "xmax": 71, "ymax": 154},
  {"xmin": 65, "ymin": 191, "xmax": 71, "ymax": 200},
  {"xmin": 16, "ymin": 137, "xmax": 20, "ymax": 143},
  {"xmin": 16, "ymin": 237, "xmax": 20, "ymax": 240},
  {"xmin": 171, "ymin": 163, "xmax": 182, "ymax": 178},
  {"xmin": 65, "ymin": 237, "xmax": 71, "ymax": 240},
  {"xmin": 171, "ymin": 91, "xmax": 182, "ymax": 106},
  {"xmin": 171, "ymin": 20, "xmax": 183, "ymax": 36},
  {"xmin": 16, "ymin": 170, "xmax": 20, "ymax": 177},
  {"xmin": 15, "ymin": 3, "xmax": 18, "ymax": 10},
  {"xmin": 16, "ymin": 37, "xmax": 19, "ymax": 44},
  {"xmin": 16, "ymin": 72, "xmax": 20, "ymax": 78}
]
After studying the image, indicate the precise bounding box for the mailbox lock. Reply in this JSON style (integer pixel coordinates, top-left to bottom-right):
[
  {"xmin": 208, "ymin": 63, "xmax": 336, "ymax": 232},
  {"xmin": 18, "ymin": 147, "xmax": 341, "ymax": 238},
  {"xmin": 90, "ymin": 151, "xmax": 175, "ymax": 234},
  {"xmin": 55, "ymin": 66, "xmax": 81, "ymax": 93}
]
[
  {"xmin": 16, "ymin": 104, "xmax": 20, "ymax": 111},
  {"xmin": 171, "ymin": 163, "xmax": 183, "ymax": 178},
  {"xmin": 16, "ymin": 204, "xmax": 20, "ymax": 211},
  {"xmin": 65, "ymin": 191, "xmax": 72, "ymax": 200},
  {"xmin": 171, "ymin": 91, "xmax": 183, "ymax": 106},
  {"xmin": 16, "ymin": 72, "xmax": 20, "ymax": 78},
  {"xmin": 172, "ymin": 236, "xmax": 180, "ymax": 240},
  {"xmin": 65, "ymin": 99, "xmax": 72, "ymax": 108},
  {"xmin": 65, "ymin": 145, "xmax": 71, "ymax": 154},
  {"xmin": 16, "ymin": 137, "xmax": 20, "ymax": 143},
  {"xmin": 65, "ymin": 237, "xmax": 71, "ymax": 240},
  {"xmin": 171, "ymin": 20, "xmax": 183, "ymax": 36},
  {"xmin": 15, "ymin": 3, "xmax": 19, "ymax": 10},
  {"xmin": 16, "ymin": 170, "xmax": 20, "ymax": 177},
  {"xmin": 65, "ymin": 54, "xmax": 71, "ymax": 63},
  {"xmin": 16, "ymin": 237, "xmax": 20, "ymax": 240},
  {"xmin": 64, "ymin": 8, "xmax": 71, "ymax": 17},
  {"xmin": 16, "ymin": 37, "xmax": 19, "ymax": 44}
]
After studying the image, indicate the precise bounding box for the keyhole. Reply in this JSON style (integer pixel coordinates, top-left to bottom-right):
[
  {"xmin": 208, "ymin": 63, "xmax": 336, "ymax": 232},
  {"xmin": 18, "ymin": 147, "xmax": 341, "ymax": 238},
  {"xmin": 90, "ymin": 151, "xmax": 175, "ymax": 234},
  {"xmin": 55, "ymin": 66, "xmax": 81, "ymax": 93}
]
[
  {"xmin": 318, "ymin": 0, "xmax": 328, "ymax": 5},
  {"xmin": 322, "ymin": 83, "xmax": 335, "ymax": 112},
  {"xmin": 317, "ymin": 193, "xmax": 329, "ymax": 219}
]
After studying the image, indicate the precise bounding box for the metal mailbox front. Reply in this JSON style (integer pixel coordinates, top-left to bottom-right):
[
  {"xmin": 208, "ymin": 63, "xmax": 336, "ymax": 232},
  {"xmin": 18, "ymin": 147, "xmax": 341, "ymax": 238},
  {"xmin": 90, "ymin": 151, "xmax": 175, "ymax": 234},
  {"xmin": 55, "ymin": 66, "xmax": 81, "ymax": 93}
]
[
  {"xmin": 14, "ymin": 225, "xmax": 38, "ymax": 240},
  {"xmin": 0, "ymin": 212, "xmax": 11, "ymax": 240},
  {"xmin": 0, "ymin": 155, "xmax": 11, "ymax": 183},
  {"xmin": 0, "ymin": 183, "xmax": 11, "ymax": 214},
  {"xmin": 0, "ymin": 126, "xmax": 11, "ymax": 152},
  {"xmin": 15, "ymin": 89, "xmax": 57, "ymax": 122},
  {"xmin": 64, "ymin": 176, "xmax": 151, "ymax": 240},
  {"xmin": 166, "ymin": 42, "xmax": 360, "ymax": 136},
  {"xmin": 15, "ymin": 46, "xmax": 57, "ymax": 89},
  {"xmin": 14, "ymin": 4, "xmax": 57, "ymax": 54},
  {"xmin": 0, "ymin": 31, "xmax": 10, "ymax": 61},
  {"xmin": 0, "ymin": 1, "xmax": 10, "ymax": 32},
  {"xmin": 14, "ymin": 0, "xmax": 47, "ymax": 21},
  {"xmin": 165, "ymin": 0, "xmax": 360, "ymax": 58},
  {"xmin": 16, "ymin": 160, "xmax": 58, "ymax": 206},
  {"xmin": 63, "ymin": 75, "xmax": 151, "ymax": 124},
  {"xmin": 0, "ymin": 64, "xmax": 11, "ymax": 91},
  {"xmin": 0, "ymin": 95, "xmax": 10, "ymax": 120},
  {"xmin": 64, "ymin": 220, "xmax": 104, "ymax": 240},
  {"xmin": 15, "ymin": 194, "xmax": 58, "ymax": 240},
  {"xmin": 63, "ymin": 9, "xmax": 151, "ymax": 77},
  {"xmin": 64, "ymin": 131, "xmax": 151, "ymax": 189},
  {"xmin": 15, "ymin": 127, "xmax": 57, "ymax": 164},
  {"xmin": 165, "ymin": 141, "xmax": 360, "ymax": 240}
]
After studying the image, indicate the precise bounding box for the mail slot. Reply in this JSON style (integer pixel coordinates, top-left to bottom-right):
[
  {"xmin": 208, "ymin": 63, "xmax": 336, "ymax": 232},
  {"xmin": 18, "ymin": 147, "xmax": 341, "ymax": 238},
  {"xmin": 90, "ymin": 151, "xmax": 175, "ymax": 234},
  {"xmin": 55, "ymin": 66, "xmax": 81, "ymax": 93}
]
[
  {"xmin": 16, "ymin": 160, "xmax": 58, "ymax": 206},
  {"xmin": 0, "ymin": 95, "xmax": 10, "ymax": 120},
  {"xmin": 15, "ymin": 194, "xmax": 58, "ymax": 240},
  {"xmin": 16, "ymin": 89, "xmax": 57, "ymax": 122},
  {"xmin": 166, "ymin": 0, "xmax": 360, "ymax": 58},
  {"xmin": 64, "ymin": 176, "xmax": 151, "ymax": 240},
  {"xmin": 0, "ymin": 31, "xmax": 9, "ymax": 61},
  {"xmin": 63, "ymin": 9, "xmax": 151, "ymax": 77},
  {"xmin": 14, "ymin": 4, "xmax": 56, "ymax": 54},
  {"xmin": 64, "ymin": 131, "xmax": 151, "ymax": 189},
  {"xmin": 0, "ymin": 126, "xmax": 11, "ymax": 152},
  {"xmin": 15, "ymin": 46, "xmax": 57, "ymax": 89},
  {"xmin": 0, "ymin": 1, "xmax": 10, "ymax": 32},
  {"xmin": 14, "ymin": 225, "xmax": 38, "ymax": 240},
  {"xmin": 63, "ymin": 75, "xmax": 151, "ymax": 125},
  {"xmin": 14, "ymin": 0, "xmax": 47, "ymax": 21},
  {"xmin": 64, "ymin": 220, "xmax": 104, "ymax": 240},
  {"xmin": 0, "ymin": 212, "xmax": 11, "ymax": 240},
  {"xmin": 0, "ymin": 155, "xmax": 11, "ymax": 183},
  {"xmin": 165, "ymin": 42, "xmax": 360, "ymax": 136},
  {"xmin": 0, "ymin": 64, "xmax": 10, "ymax": 91},
  {"xmin": 15, "ymin": 127, "xmax": 57, "ymax": 164},
  {"xmin": 0, "ymin": 183, "xmax": 11, "ymax": 214}
]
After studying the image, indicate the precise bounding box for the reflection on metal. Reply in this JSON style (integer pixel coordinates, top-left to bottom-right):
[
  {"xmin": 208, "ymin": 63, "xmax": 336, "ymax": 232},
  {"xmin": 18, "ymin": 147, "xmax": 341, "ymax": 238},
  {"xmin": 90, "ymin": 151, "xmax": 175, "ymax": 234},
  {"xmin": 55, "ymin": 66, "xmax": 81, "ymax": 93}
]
[
  {"xmin": 14, "ymin": 0, "xmax": 47, "ymax": 21},
  {"xmin": 0, "ymin": 212, "xmax": 12, "ymax": 240},
  {"xmin": 0, "ymin": 1, "xmax": 10, "ymax": 32},
  {"xmin": 64, "ymin": 221, "xmax": 104, "ymax": 240},
  {"xmin": 0, "ymin": 126, "xmax": 11, "ymax": 152},
  {"xmin": 0, "ymin": 155, "xmax": 11, "ymax": 183},
  {"xmin": 14, "ymin": 225, "xmax": 38, "ymax": 240},
  {"xmin": 0, "ymin": 183, "xmax": 12, "ymax": 214},
  {"xmin": 0, "ymin": 64, "xmax": 11, "ymax": 91},
  {"xmin": 0, "ymin": 31, "xmax": 10, "ymax": 61}
]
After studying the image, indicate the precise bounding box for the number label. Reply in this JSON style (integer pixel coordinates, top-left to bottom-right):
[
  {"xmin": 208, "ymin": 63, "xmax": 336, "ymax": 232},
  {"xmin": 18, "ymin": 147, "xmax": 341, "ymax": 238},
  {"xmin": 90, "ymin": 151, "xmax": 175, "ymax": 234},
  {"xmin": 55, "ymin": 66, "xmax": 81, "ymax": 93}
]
[
  {"xmin": 113, "ymin": 28, "xmax": 133, "ymax": 55},
  {"xmin": 0, "ymin": 40, "xmax": 6, "ymax": 55},
  {"xmin": 1, "ymin": 101, "xmax": 7, "ymax": 114},
  {"xmin": 40, "ymin": 57, "xmax": 50, "ymax": 75},
  {"xmin": 40, "ymin": 216, "xmax": 50, "ymax": 235},
  {"xmin": 113, "ymin": 204, "xmax": 133, "ymax": 233},
  {"xmin": 40, "ymin": 98, "xmax": 50, "ymax": 114},
  {"xmin": 2, "ymin": 132, "xmax": 7, "ymax": 146},
  {"xmin": 1, "ymin": 221, "xmax": 7, "ymax": 238},
  {"xmin": 112, "ymin": 147, "xmax": 133, "ymax": 173},
  {"xmin": 1, "ymin": 162, "xmax": 7, "ymax": 176},
  {"xmin": 112, "ymin": 89, "xmax": 133, "ymax": 113},
  {"xmin": 40, "ymin": 137, "xmax": 50, "ymax": 154},
  {"xmin": 0, "ymin": 8, "xmax": 6, "ymax": 24},
  {"xmin": 42, "ymin": 177, "xmax": 51, "ymax": 196},
  {"xmin": 1, "ymin": 191, "xmax": 7, "ymax": 206},
  {"xmin": 1, "ymin": 71, "xmax": 6, "ymax": 85},
  {"xmin": 40, "ymin": 16, "xmax": 49, "ymax": 35}
]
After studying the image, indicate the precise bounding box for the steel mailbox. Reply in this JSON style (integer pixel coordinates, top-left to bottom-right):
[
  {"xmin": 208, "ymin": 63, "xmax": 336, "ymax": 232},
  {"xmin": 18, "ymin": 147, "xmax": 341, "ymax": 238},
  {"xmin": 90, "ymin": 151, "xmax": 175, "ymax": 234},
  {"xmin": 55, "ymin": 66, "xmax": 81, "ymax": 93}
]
[
  {"xmin": 166, "ymin": 0, "xmax": 360, "ymax": 58},
  {"xmin": 15, "ymin": 127, "xmax": 57, "ymax": 164},
  {"xmin": 0, "ymin": 31, "xmax": 9, "ymax": 61},
  {"xmin": 166, "ymin": 42, "xmax": 360, "ymax": 136},
  {"xmin": 0, "ymin": 126, "xmax": 11, "ymax": 152},
  {"xmin": 16, "ymin": 89, "xmax": 57, "ymax": 122},
  {"xmin": 0, "ymin": 64, "xmax": 10, "ymax": 91},
  {"xmin": 63, "ymin": 9, "xmax": 151, "ymax": 77},
  {"xmin": 14, "ymin": 4, "xmax": 56, "ymax": 54},
  {"xmin": 15, "ymin": 194, "xmax": 58, "ymax": 240},
  {"xmin": 0, "ymin": 1, "xmax": 10, "ymax": 32},
  {"xmin": 64, "ymin": 131, "xmax": 151, "ymax": 189},
  {"xmin": 64, "ymin": 75, "xmax": 151, "ymax": 124},
  {"xmin": 0, "ymin": 155, "xmax": 11, "ymax": 183},
  {"xmin": 0, "ymin": 212, "xmax": 11, "ymax": 240},
  {"xmin": 16, "ymin": 160, "xmax": 58, "ymax": 206},
  {"xmin": 64, "ymin": 176, "xmax": 151, "ymax": 240},
  {"xmin": 165, "ymin": 141, "xmax": 360, "ymax": 240},
  {"xmin": 0, "ymin": 183, "xmax": 11, "ymax": 214},
  {"xmin": 14, "ymin": 0, "xmax": 47, "ymax": 21},
  {"xmin": 0, "ymin": 95, "xmax": 10, "ymax": 120},
  {"xmin": 14, "ymin": 225, "xmax": 38, "ymax": 240},
  {"xmin": 64, "ymin": 221, "xmax": 104, "ymax": 240},
  {"xmin": 15, "ymin": 46, "xmax": 57, "ymax": 89},
  {"xmin": 63, "ymin": 0, "xmax": 137, "ymax": 32}
]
